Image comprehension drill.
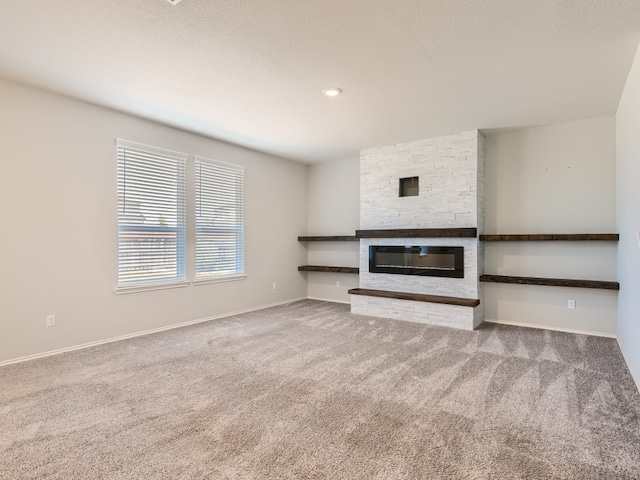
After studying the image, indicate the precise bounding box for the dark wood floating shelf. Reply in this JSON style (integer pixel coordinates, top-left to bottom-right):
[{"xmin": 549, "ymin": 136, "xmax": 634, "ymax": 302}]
[
  {"xmin": 298, "ymin": 235, "xmax": 359, "ymax": 241},
  {"xmin": 479, "ymin": 275, "xmax": 619, "ymax": 291},
  {"xmin": 480, "ymin": 234, "xmax": 619, "ymax": 242},
  {"xmin": 356, "ymin": 228, "xmax": 477, "ymax": 239},
  {"xmin": 298, "ymin": 265, "xmax": 359, "ymax": 274},
  {"xmin": 348, "ymin": 288, "xmax": 480, "ymax": 307}
]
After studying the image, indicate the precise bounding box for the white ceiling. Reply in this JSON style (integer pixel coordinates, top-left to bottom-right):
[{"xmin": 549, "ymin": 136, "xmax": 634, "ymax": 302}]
[{"xmin": 1, "ymin": 1, "xmax": 639, "ymax": 164}]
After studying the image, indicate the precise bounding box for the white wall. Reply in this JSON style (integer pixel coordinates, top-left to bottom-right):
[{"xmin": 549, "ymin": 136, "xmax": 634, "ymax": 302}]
[
  {"xmin": 0, "ymin": 78, "xmax": 308, "ymax": 364},
  {"xmin": 616, "ymin": 43, "xmax": 640, "ymax": 388},
  {"xmin": 305, "ymin": 157, "xmax": 360, "ymax": 303},
  {"xmin": 483, "ymin": 116, "xmax": 618, "ymax": 336},
  {"xmin": 360, "ymin": 131, "xmax": 482, "ymax": 229}
]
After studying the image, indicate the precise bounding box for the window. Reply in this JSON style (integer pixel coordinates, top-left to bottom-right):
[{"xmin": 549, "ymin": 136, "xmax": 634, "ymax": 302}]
[
  {"xmin": 195, "ymin": 156, "xmax": 245, "ymax": 281},
  {"xmin": 116, "ymin": 139, "xmax": 187, "ymax": 289}
]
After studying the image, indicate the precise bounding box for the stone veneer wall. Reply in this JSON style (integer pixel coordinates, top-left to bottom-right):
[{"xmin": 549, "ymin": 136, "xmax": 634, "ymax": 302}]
[
  {"xmin": 477, "ymin": 133, "xmax": 485, "ymax": 322},
  {"xmin": 353, "ymin": 130, "xmax": 485, "ymax": 329}
]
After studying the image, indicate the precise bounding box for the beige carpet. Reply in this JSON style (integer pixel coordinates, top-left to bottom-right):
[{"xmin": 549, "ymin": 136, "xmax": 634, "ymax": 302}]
[{"xmin": 1, "ymin": 300, "xmax": 639, "ymax": 479}]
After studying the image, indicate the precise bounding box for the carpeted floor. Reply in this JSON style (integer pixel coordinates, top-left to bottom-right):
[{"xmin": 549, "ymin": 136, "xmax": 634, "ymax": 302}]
[{"xmin": 1, "ymin": 300, "xmax": 639, "ymax": 479}]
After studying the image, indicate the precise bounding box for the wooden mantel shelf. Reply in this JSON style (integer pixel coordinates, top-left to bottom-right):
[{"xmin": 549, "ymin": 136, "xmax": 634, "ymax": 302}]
[
  {"xmin": 480, "ymin": 275, "xmax": 619, "ymax": 291},
  {"xmin": 348, "ymin": 288, "xmax": 480, "ymax": 307},
  {"xmin": 356, "ymin": 228, "xmax": 477, "ymax": 239},
  {"xmin": 480, "ymin": 234, "xmax": 619, "ymax": 242},
  {"xmin": 298, "ymin": 265, "xmax": 359, "ymax": 274},
  {"xmin": 298, "ymin": 235, "xmax": 359, "ymax": 241}
]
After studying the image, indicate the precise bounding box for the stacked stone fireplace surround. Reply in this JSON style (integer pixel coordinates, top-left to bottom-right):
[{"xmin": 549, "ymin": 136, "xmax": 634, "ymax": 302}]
[{"xmin": 351, "ymin": 130, "xmax": 485, "ymax": 330}]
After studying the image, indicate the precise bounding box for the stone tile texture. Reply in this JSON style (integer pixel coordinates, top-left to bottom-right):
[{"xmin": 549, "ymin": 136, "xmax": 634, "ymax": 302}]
[{"xmin": 357, "ymin": 130, "xmax": 485, "ymax": 329}]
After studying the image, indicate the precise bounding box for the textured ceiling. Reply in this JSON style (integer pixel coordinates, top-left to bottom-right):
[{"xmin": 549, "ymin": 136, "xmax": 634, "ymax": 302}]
[{"xmin": 1, "ymin": 0, "xmax": 639, "ymax": 163}]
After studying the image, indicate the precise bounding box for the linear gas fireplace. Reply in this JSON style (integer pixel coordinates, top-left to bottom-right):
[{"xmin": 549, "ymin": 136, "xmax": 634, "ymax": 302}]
[{"xmin": 369, "ymin": 245, "xmax": 464, "ymax": 278}]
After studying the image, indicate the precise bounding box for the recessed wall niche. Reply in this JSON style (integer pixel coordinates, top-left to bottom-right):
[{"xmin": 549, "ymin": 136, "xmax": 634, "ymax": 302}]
[{"xmin": 399, "ymin": 176, "xmax": 419, "ymax": 197}]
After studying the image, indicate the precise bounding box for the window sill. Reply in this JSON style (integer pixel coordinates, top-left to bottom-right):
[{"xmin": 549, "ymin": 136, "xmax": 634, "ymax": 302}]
[
  {"xmin": 193, "ymin": 274, "xmax": 247, "ymax": 286},
  {"xmin": 114, "ymin": 281, "xmax": 190, "ymax": 295}
]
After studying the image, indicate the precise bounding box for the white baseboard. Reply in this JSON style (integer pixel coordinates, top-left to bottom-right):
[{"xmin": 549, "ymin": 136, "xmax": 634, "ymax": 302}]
[
  {"xmin": 617, "ymin": 337, "xmax": 640, "ymax": 393},
  {"xmin": 307, "ymin": 296, "xmax": 351, "ymax": 305},
  {"xmin": 483, "ymin": 318, "xmax": 616, "ymax": 338},
  {"xmin": 0, "ymin": 297, "xmax": 306, "ymax": 368}
]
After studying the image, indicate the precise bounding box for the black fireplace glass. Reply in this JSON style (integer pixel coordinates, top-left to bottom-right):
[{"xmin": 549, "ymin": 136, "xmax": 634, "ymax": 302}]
[{"xmin": 369, "ymin": 245, "xmax": 464, "ymax": 278}]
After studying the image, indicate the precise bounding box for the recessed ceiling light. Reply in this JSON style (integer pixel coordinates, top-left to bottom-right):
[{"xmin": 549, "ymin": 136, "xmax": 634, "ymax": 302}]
[
  {"xmin": 166, "ymin": 0, "xmax": 182, "ymax": 5},
  {"xmin": 322, "ymin": 87, "xmax": 343, "ymax": 97}
]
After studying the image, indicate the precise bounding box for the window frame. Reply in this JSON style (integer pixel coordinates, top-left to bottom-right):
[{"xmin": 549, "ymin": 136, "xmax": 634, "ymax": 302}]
[
  {"xmin": 115, "ymin": 139, "xmax": 188, "ymax": 293},
  {"xmin": 193, "ymin": 155, "xmax": 246, "ymax": 284}
]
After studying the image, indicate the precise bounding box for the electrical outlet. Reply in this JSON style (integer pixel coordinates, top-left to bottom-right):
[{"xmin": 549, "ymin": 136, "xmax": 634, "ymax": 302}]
[
  {"xmin": 336, "ymin": 280, "xmax": 340, "ymax": 287},
  {"xmin": 272, "ymin": 282, "xmax": 277, "ymax": 290},
  {"xmin": 46, "ymin": 314, "xmax": 56, "ymax": 327},
  {"xmin": 568, "ymin": 300, "xmax": 576, "ymax": 310}
]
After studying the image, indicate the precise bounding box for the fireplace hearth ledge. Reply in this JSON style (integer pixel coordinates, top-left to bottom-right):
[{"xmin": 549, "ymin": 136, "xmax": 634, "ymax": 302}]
[
  {"xmin": 350, "ymin": 293, "xmax": 483, "ymax": 330},
  {"xmin": 348, "ymin": 288, "xmax": 479, "ymax": 307}
]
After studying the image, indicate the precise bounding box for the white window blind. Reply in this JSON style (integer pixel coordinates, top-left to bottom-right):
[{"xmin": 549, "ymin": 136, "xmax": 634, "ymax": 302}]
[
  {"xmin": 116, "ymin": 139, "xmax": 187, "ymax": 288},
  {"xmin": 195, "ymin": 156, "xmax": 245, "ymax": 281}
]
